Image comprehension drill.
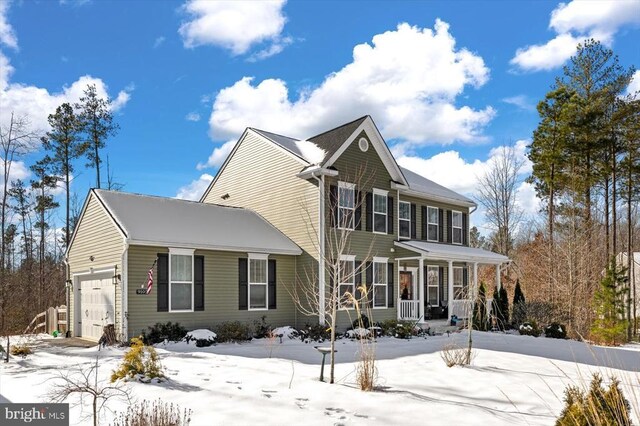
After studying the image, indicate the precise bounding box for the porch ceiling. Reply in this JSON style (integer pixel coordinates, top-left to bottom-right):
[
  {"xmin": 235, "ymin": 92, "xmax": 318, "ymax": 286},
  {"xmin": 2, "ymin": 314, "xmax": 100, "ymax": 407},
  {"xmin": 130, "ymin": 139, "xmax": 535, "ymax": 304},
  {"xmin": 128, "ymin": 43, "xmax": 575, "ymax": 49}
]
[{"xmin": 394, "ymin": 240, "xmax": 510, "ymax": 265}]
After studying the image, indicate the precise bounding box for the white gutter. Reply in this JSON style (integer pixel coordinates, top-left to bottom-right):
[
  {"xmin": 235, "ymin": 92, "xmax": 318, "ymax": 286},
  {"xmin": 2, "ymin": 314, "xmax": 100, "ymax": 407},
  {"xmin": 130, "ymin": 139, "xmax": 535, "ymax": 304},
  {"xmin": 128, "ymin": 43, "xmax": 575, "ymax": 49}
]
[
  {"xmin": 390, "ymin": 182, "xmax": 476, "ymax": 208},
  {"xmin": 309, "ymin": 170, "xmax": 326, "ymax": 325}
]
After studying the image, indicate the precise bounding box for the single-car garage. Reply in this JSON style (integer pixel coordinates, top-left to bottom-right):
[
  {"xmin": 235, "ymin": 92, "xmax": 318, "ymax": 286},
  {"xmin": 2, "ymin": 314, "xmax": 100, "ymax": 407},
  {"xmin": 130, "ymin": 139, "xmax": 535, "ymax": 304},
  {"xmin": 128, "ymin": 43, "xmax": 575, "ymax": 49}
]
[{"xmin": 75, "ymin": 272, "xmax": 115, "ymax": 341}]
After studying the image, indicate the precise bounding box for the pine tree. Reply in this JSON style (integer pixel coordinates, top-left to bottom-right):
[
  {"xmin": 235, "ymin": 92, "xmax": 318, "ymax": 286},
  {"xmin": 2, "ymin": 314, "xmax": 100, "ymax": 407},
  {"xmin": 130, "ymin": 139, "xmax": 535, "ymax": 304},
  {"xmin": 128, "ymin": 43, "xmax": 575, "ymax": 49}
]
[
  {"xmin": 76, "ymin": 84, "xmax": 119, "ymax": 189},
  {"xmin": 512, "ymin": 279, "xmax": 526, "ymax": 326},
  {"xmin": 42, "ymin": 103, "xmax": 82, "ymax": 249},
  {"xmin": 590, "ymin": 260, "xmax": 628, "ymax": 346},
  {"xmin": 498, "ymin": 286, "xmax": 510, "ymax": 327},
  {"xmin": 472, "ymin": 283, "xmax": 488, "ymax": 331}
]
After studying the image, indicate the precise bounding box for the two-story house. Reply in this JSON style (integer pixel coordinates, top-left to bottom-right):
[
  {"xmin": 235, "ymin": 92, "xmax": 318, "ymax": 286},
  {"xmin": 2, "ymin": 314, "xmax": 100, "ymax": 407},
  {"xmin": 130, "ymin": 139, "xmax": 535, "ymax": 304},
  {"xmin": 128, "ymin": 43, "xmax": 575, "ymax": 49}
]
[{"xmin": 66, "ymin": 116, "xmax": 508, "ymax": 341}]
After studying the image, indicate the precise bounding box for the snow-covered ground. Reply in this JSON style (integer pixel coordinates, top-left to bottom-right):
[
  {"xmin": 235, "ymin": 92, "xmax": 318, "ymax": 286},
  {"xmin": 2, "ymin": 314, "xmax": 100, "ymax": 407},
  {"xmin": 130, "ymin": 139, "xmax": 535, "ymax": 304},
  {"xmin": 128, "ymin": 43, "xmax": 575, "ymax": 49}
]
[{"xmin": 1, "ymin": 331, "xmax": 639, "ymax": 425}]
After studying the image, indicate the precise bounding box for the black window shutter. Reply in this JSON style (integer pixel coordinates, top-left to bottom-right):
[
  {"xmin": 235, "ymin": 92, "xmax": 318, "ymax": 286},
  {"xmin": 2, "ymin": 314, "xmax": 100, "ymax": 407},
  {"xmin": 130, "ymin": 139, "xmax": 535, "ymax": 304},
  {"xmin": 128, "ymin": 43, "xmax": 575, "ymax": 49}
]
[
  {"xmin": 438, "ymin": 208, "xmax": 444, "ymax": 242},
  {"xmin": 439, "ymin": 266, "xmax": 445, "ymax": 305},
  {"xmin": 387, "ymin": 196, "xmax": 394, "ymax": 235},
  {"xmin": 387, "ymin": 263, "xmax": 394, "ymax": 307},
  {"xmin": 365, "ymin": 192, "xmax": 373, "ymax": 232},
  {"xmin": 410, "ymin": 203, "xmax": 417, "ymax": 239},
  {"xmin": 446, "ymin": 210, "xmax": 452, "ymax": 243},
  {"xmin": 268, "ymin": 259, "xmax": 276, "ymax": 309},
  {"xmin": 421, "ymin": 206, "xmax": 427, "ymax": 240},
  {"xmin": 463, "ymin": 266, "xmax": 468, "ymax": 286},
  {"xmin": 329, "ymin": 185, "xmax": 338, "ymax": 228},
  {"xmin": 157, "ymin": 253, "xmax": 168, "ymax": 312},
  {"xmin": 462, "ymin": 213, "xmax": 468, "ymax": 246},
  {"xmin": 364, "ymin": 261, "xmax": 372, "ymax": 307},
  {"xmin": 194, "ymin": 255, "xmax": 204, "ymax": 311},
  {"xmin": 355, "ymin": 191, "xmax": 362, "ymax": 231},
  {"xmin": 238, "ymin": 258, "xmax": 248, "ymax": 310},
  {"xmin": 355, "ymin": 260, "xmax": 363, "ymax": 304}
]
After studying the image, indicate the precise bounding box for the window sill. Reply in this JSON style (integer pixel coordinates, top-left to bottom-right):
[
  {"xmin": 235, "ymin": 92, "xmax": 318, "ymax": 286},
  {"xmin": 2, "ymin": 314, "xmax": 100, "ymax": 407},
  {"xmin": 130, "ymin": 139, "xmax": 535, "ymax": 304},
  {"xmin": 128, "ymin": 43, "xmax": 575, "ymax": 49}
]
[
  {"xmin": 373, "ymin": 306, "xmax": 388, "ymax": 310},
  {"xmin": 427, "ymin": 238, "xmax": 439, "ymax": 243},
  {"xmin": 248, "ymin": 307, "xmax": 269, "ymax": 311},
  {"xmin": 169, "ymin": 309, "xmax": 194, "ymax": 313},
  {"xmin": 372, "ymin": 230, "xmax": 388, "ymax": 235}
]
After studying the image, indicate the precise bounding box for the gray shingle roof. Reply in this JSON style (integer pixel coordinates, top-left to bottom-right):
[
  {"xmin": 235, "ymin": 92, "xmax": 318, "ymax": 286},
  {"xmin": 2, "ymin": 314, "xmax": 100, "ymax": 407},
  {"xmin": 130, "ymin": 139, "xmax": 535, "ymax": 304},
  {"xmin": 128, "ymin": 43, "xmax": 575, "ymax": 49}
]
[
  {"xmin": 93, "ymin": 189, "xmax": 301, "ymax": 255},
  {"xmin": 400, "ymin": 167, "xmax": 476, "ymax": 206},
  {"xmin": 396, "ymin": 240, "xmax": 509, "ymax": 264}
]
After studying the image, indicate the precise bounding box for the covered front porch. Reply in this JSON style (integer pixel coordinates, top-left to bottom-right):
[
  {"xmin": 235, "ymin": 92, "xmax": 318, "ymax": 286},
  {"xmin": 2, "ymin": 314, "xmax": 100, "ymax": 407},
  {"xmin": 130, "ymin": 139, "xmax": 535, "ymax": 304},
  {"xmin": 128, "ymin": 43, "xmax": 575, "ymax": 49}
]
[{"xmin": 393, "ymin": 240, "xmax": 510, "ymax": 323}]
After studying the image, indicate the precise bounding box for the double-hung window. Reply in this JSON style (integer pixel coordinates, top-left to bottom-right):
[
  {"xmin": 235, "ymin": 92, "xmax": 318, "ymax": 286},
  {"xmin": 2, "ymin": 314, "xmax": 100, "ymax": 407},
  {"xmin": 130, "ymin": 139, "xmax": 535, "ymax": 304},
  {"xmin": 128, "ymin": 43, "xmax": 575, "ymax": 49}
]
[
  {"xmin": 338, "ymin": 182, "xmax": 355, "ymax": 230},
  {"xmin": 373, "ymin": 258, "xmax": 388, "ymax": 308},
  {"xmin": 399, "ymin": 201, "xmax": 411, "ymax": 239},
  {"xmin": 338, "ymin": 255, "xmax": 355, "ymax": 308},
  {"xmin": 427, "ymin": 266, "xmax": 439, "ymax": 306},
  {"xmin": 373, "ymin": 189, "xmax": 387, "ymax": 234},
  {"xmin": 249, "ymin": 254, "xmax": 268, "ymax": 310},
  {"xmin": 453, "ymin": 266, "xmax": 465, "ymax": 299},
  {"xmin": 452, "ymin": 211, "xmax": 463, "ymax": 244},
  {"xmin": 427, "ymin": 206, "xmax": 439, "ymax": 242},
  {"xmin": 169, "ymin": 248, "xmax": 194, "ymax": 312}
]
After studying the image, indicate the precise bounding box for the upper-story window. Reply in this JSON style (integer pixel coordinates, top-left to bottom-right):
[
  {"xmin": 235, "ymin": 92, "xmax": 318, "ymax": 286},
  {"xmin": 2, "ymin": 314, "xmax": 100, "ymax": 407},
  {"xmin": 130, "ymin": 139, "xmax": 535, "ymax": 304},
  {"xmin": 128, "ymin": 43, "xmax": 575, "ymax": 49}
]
[
  {"xmin": 338, "ymin": 181, "xmax": 355, "ymax": 230},
  {"xmin": 373, "ymin": 189, "xmax": 387, "ymax": 234},
  {"xmin": 427, "ymin": 206, "xmax": 439, "ymax": 242},
  {"xmin": 399, "ymin": 201, "xmax": 411, "ymax": 239},
  {"xmin": 452, "ymin": 211, "xmax": 463, "ymax": 244}
]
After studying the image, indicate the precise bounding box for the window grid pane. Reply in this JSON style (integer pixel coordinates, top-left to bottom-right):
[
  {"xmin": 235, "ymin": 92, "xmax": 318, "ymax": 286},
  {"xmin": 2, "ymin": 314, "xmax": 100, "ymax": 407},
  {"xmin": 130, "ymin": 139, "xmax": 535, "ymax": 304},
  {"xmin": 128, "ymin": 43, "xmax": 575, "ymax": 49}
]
[
  {"xmin": 399, "ymin": 202, "xmax": 410, "ymax": 219},
  {"xmin": 428, "ymin": 207, "xmax": 438, "ymax": 225},
  {"xmin": 171, "ymin": 254, "xmax": 192, "ymax": 282},
  {"xmin": 171, "ymin": 282, "xmax": 192, "ymax": 310},
  {"xmin": 374, "ymin": 194, "xmax": 387, "ymax": 214},
  {"xmin": 250, "ymin": 284, "xmax": 267, "ymax": 309},
  {"xmin": 373, "ymin": 284, "xmax": 386, "ymax": 307}
]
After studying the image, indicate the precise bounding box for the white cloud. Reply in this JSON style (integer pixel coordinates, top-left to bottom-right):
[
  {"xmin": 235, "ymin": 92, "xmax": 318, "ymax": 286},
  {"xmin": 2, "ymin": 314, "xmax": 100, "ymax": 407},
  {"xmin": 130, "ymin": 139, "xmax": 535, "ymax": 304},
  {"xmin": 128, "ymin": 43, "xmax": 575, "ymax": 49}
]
[
  {"xmin": 247, "ymin": 35, "xmax": 293, "ymax": 62},
  {"xmin": 502, "ymin": 94, "xmax": 535, "ymax": 111},
  {"xmin": 625, "ymin": 70, "xmax": 640, "ymax": 97},
  {"xmin": 175, "ymin": 173, "xmax": 214, "ymax": 200},
  {"xmin": 153, "ymin": 36, "xmax": 165, "ymax": 49},
  {"xmin": 197, "ymin": 140, "xmax": 234, "ymax": 170},
  {"xmin": 0, "ymin": 0, "xmax": 18, "ymax": 49},
  {"xmin": 397, "ymin": 140, "xmax": 536, "ymax": 225},
  {"xmin": 204, "ymin": 20, "xmax": 494, "ymax": 162},
  {"xmin": 185, "ymin": 111, "xmax": 201, "ymax": 122},
  {"xmin": 511, "ymin": 0, "xmax": 640, "ymax": 72},
  {"xmin": 179, "ymin": 0, "xmax": 289, "ymax": 58},
  {"xmin": 0, "ymin": 159, "xmax": 30, "ymax": 188}
]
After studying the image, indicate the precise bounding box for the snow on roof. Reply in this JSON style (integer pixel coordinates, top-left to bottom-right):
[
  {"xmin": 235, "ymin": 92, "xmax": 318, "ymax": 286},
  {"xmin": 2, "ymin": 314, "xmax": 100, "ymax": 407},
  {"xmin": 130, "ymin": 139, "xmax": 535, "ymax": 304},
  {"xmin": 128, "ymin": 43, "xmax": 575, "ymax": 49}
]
[
  {"xmin": 400, "ymin": 167, "xmax": 476, "ymax": 206},
  {"xmin": 94, "ymin": 189, "xmax": 301, "ymax": 255},
  {"xmin": 396, "ymin": 240, "xmax": 509, "ymax": 264},
  {"xmin": 294, "ymin": 140, "xmax": 326, "ymax": 164}
]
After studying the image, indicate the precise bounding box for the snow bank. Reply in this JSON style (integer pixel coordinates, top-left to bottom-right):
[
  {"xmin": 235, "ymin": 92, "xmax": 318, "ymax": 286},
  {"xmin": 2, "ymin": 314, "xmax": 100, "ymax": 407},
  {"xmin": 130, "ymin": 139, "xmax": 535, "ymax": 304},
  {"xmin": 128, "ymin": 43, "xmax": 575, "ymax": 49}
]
[
  {"xmin": 345, "ymin": 328, "xmax": 370, "ymax": 339},
  {"xmin": 185, "ymin": 329, "xmax": 217, "ymax": 347},
  {"xmin": 271, "ymin": 326, "xmax": 298, "ymax": 339}
]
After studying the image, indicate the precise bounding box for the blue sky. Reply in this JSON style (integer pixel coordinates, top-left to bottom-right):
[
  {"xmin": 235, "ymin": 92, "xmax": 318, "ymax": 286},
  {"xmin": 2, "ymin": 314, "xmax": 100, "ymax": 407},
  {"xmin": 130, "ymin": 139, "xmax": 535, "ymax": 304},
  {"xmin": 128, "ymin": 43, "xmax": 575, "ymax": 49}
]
[{"xmin": 1, "ymin": 0, "xmax": 638, "ymax": 233}]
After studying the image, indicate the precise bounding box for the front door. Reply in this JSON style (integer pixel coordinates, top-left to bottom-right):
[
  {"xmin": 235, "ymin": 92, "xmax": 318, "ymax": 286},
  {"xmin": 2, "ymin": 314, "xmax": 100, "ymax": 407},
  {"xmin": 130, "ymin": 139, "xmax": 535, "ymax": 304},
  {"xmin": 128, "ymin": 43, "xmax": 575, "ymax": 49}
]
[{"xmin": 399, "ymin": 271, "xmax": 414, "ymax": 300}]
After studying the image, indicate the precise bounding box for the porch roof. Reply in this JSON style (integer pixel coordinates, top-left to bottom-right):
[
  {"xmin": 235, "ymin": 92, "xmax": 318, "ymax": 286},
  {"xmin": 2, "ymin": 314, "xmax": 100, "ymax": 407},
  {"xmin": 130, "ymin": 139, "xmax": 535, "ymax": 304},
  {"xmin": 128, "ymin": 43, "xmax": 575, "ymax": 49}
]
[{"xmin": 394, "ymin": 240, "xmax": 510, "ymax": 265}]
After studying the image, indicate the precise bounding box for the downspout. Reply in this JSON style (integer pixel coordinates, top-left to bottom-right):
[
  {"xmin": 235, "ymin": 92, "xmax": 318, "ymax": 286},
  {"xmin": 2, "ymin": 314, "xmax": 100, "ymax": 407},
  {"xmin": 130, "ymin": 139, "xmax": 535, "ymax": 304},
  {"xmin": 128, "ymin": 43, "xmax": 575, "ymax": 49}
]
[
  {"xmin": 63, "ymin": 257, "xmax": 70, "ymax": 337},
  {"xmin": 468, "ymin": 205, "xmax": 477, "ymax": 247},
  {"xmin": 310, "ymin": 171, "xmax": 325, "ymax": 325},
  {"xmin": 121, "ymin": 241, "xmax": 129, "ymax": 341}
]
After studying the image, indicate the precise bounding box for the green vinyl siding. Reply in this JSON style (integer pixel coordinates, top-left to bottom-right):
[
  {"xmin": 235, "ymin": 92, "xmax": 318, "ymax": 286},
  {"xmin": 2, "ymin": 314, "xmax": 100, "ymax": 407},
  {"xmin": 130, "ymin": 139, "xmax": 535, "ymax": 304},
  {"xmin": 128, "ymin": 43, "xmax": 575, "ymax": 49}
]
[
  {"xmin": 67, "ymin": 191, "xmax": 125, "ymax": 338},
  {"xmin": 398, "ymin": 193, "xmax": 470, "ymax": 245},
  {"xmin": 126, "ymin": 245, "xmax": 298, "ymax": 338}
]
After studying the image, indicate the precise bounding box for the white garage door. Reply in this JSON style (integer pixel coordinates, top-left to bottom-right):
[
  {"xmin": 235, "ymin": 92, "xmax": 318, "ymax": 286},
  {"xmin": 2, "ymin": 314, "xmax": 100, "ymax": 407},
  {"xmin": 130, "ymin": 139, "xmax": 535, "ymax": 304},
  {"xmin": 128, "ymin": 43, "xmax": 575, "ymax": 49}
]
[{"xmin": 79, "ymin": 273, "xmax": 115, "ymax": 341}]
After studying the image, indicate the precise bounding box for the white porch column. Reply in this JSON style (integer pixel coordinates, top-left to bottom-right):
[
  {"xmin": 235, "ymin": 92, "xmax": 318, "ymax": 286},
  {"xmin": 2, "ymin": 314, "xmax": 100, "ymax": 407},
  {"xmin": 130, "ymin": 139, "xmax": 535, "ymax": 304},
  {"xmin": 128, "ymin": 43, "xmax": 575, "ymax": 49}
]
[
  {"xmin": 396, "ymin": 259, "xmax": 401, "ymax": 321},
  {"xmin": 448, "ymin": 260, "xmax": 454, "ymax": 320},
  {"xmin": 496, "ymin": 264, "xmax": 501, "ymax": 291},
  {"xmin": 472, "ymin": 262, "xmax": 478, "ymax": 320},
  {"xmin": 418, "ymin": 257, "xmax": 425, "ymax": 321}
]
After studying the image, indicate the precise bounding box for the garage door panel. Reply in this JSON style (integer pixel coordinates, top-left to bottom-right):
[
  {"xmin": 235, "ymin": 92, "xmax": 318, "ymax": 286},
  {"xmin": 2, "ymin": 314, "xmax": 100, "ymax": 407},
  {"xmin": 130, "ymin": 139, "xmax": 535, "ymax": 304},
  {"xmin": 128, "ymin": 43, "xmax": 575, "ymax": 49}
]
[{"xmin": 79, "ymin": 274, "xmax": 115, "ymax": 341}]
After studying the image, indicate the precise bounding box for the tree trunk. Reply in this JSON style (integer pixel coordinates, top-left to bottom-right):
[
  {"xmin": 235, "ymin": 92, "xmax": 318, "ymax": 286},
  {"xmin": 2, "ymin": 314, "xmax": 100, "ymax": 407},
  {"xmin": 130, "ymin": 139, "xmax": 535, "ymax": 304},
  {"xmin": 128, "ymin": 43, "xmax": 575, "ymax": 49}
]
[{"xmin": 94, "ymin": 140, "xmax": 100, "ymax": 189}]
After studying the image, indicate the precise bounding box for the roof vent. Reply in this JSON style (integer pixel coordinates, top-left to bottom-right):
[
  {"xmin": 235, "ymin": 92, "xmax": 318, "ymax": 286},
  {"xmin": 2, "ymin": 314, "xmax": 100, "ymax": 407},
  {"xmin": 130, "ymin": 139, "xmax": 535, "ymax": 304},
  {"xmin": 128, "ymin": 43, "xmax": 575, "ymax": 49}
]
[
  {"xmin": 221, "ymin": 193, "xmax": 230, "ymax": 200},
  {"xmin": 358, "ymin": 137, "xmax": 369, "ymax": 152}
]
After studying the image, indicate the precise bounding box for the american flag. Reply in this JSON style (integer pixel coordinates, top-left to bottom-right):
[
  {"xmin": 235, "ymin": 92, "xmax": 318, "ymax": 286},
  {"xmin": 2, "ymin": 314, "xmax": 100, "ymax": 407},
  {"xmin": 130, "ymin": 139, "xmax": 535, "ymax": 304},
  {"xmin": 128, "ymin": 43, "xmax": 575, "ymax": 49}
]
[{"xmin": 146, "ymin": 266, "xmax": 153, "ymax": 294}]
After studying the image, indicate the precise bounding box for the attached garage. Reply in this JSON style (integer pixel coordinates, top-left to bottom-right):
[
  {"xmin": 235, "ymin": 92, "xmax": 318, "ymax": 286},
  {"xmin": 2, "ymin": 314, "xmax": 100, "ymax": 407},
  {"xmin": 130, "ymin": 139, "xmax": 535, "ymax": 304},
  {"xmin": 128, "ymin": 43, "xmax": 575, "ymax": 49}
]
[{"xmin": 75, "ymin": 272, "xmax": 116, "ymax": 341}]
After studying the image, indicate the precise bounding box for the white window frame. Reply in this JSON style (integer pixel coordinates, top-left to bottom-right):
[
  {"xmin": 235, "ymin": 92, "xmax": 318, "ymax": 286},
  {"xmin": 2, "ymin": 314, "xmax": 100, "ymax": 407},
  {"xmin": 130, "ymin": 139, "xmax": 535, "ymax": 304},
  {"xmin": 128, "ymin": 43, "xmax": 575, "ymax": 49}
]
[
  {"xmin": 399, "ymin": 201, "xmax": 411, "ymax": 239},
  {"xmin": 338, "ymin": 254, "xmax": 356, "ymax": 309},
  {"xmin": 453, "ymin": 266, "xmax": 465, "ymax": 300},
  {"xmin": 452, "ymin": 210, "xmax": 463, "ymax": 245},
  {"xmin": 427, "ymin": 265, "xmax": 439, "ymax": 306},
  {"xmin": 372, "ymin": 188, "xmax": 388, "ymax": 234},
  {"xmin": 168, "ymin": 248, "xmax": 195, "ymax": 313},
  {"xmin": 248, "ymin": 253, "xmax": 269, "ymax": 311},
  {"xmin": 427, "ymin": 206, "xmax": 439, "ymax": 242},
  {"xmin": 372, "ymin": 257, "xmax": 388, "ymax": 309},
  {"xmin": 338, "ymin": 181, "xmax": 355, "ymax": 230}
]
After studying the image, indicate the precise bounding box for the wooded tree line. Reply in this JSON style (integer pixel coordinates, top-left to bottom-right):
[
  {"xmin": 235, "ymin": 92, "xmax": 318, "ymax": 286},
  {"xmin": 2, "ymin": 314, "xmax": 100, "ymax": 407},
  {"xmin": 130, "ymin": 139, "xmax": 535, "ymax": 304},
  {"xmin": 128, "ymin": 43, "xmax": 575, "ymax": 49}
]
[
  {"xmin": 0, "ymin": 84, "xmax": 119, "ymax": 334},
  {"xmin": 477, "ymin": 40, "xmax": 639, "ymax": 341}
]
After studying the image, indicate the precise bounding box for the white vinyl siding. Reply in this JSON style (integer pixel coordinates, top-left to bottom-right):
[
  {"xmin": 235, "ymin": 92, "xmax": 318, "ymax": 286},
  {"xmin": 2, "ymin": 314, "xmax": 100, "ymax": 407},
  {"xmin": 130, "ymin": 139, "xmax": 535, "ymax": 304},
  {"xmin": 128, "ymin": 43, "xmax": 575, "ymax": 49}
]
[{"xmin": 399, "ymin": 201, "xmax": 410, "ymax": 239}]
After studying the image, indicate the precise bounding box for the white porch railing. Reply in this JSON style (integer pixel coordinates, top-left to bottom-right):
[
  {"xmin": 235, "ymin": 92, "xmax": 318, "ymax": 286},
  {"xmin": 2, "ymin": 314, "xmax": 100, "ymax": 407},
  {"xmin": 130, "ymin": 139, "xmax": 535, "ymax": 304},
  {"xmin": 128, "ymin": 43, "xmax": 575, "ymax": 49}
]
[{"xmin": 398, "ymin": 300, "xmax": 420, "ymax": 320}]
